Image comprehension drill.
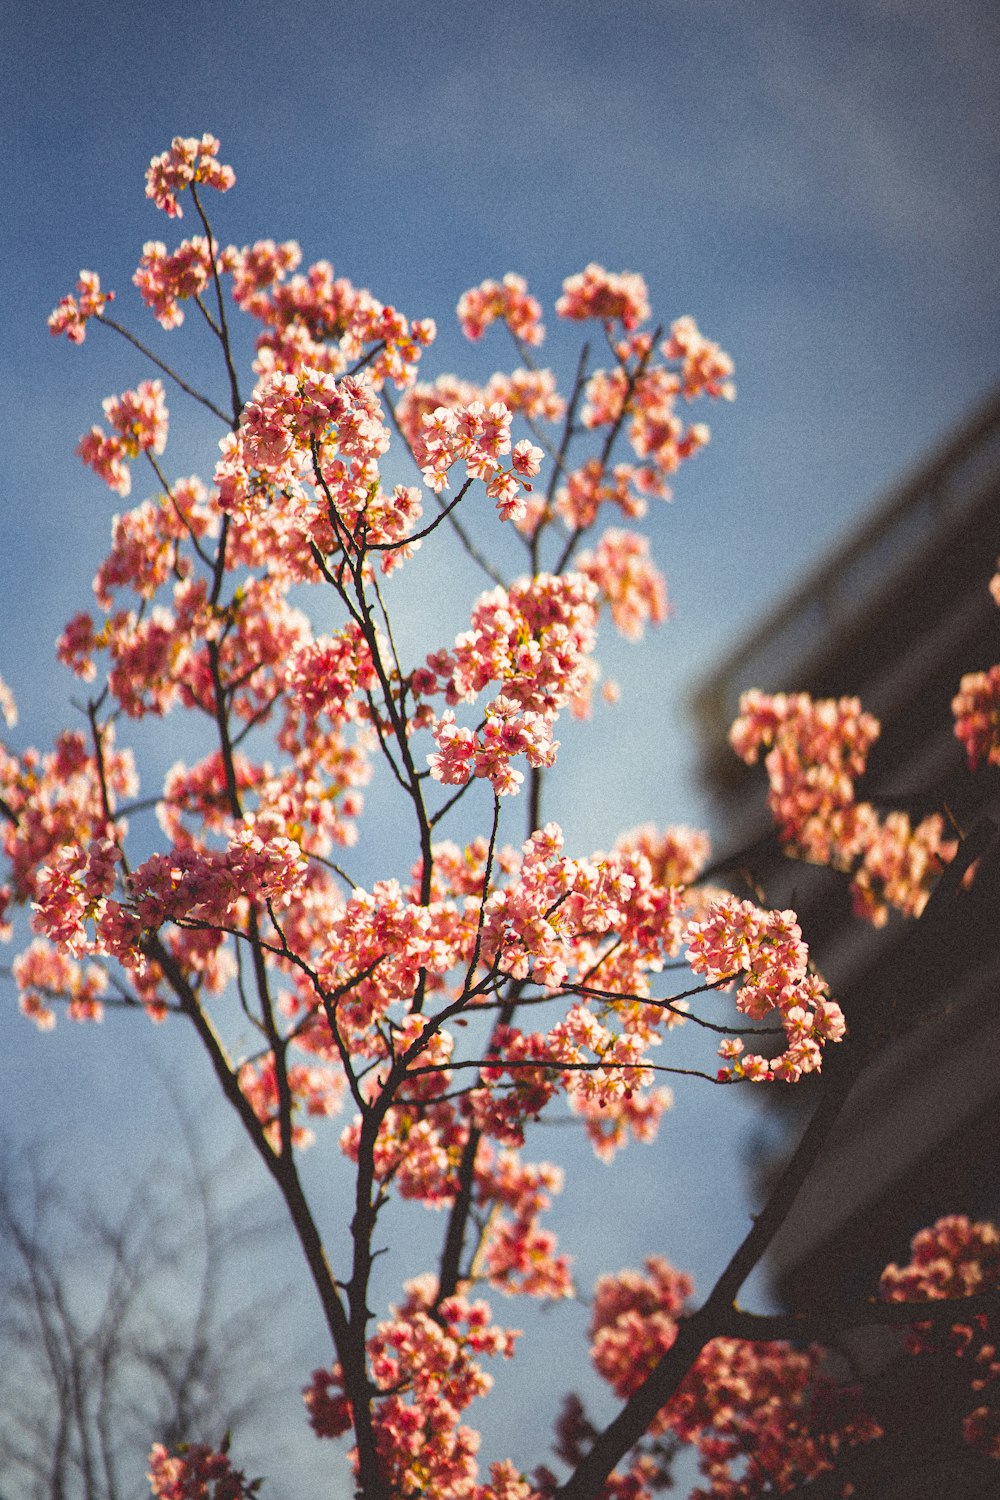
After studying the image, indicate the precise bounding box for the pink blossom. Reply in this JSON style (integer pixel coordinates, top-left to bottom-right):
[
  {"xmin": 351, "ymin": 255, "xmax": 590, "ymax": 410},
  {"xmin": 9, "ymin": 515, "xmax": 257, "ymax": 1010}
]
[
  {"xmin": 851, "ymin": 809, "xmax": 957, "ymax": 925},
  {"xmin": 457, "ymin": 273, "xmax": 544, "ymax": 346},
  {"xmin": 128, "ymin": 824, "xmax": 307, "ymax": 932},
  {"xmin": 731, "ymin": 689, "xmax": 957, "ymax": 924},
  {"xmin": 148, "ymin": 1440, "xmax": 255, "ymax": 1499},
  {"xmin": 661, "ymin": 315, "xmax": 736, "ymax": 400},
  {"xmin": 485, "ymin": 368, "xmax": 565, "ymax": 422},
  {"xmin": 77, "ymin": 380, "xmax": 169, "ymax": 496},
  {"xmin": 282, "ymin": 623, "xmax": 376, "ymax": 723},
  {"xmin": 243, "ymin": 253, "xmax": 432, "ymax": 392},
  {"xmin": 0, "ymin": 674, "xmax": 17, "ymax": 727},
  {"xmin": 614, "ymin": 823, "xmax": 710, "ymax": 887},
  {"xmin": 685, "ymin": 895, "xmax": 843, "ymax": 1079},
  {"xmin": 92, "ymin": 479, "xmax": 216, "ymax": 610},
  {"xmin": 145, "ymin": 133, "xmax": 235, "ymax": 218},
  {"xmin": 413, "ymin": 398, "xmax": 522, "ymax": 510},
  {"xmin": 556, "ymin": 264, "xmax": 650, "ymax": 330},
  {"xmin": 729, "ymin": 690, "xmax": 879, "ymax": 850},
  {"xmin": 133, "ymin": 237, "xmax": 226, "ymax": 328},
  {"xmin": 76, "ymin": 427, "xmax": 132, "ymax": 496},
  {"xmin": 554, "ymin": 459, "xmax": 647, "ymax": 528},
  {"xmin": 880, "ymin": 1216, "xmax": 1000, "ymax": 1459},
  {"xmin": 427, "ymin": 710, "xmax": 478, "ymax": 787},
  {"xmin": 429, "ymin": 572, "xmax": 599, "ymax": 720},
  {"xmin": 306, "ymin": 1280, "xmax": 519, "ymax": 1495},
  {"xmin": 229, "ymin": 237, "xmax": 303, "ymax": 313},
  {"xmin": 577, "ymin": 528, "xmax": 669, "ymax": 640},
  {"xmin": 32, "ymin": 835, "xmax": 120, "ymax": 958},
  {"xmin": 590, "ymin": 1256, "xmax": 693, "ymax": 1397},
  {"xmin": 953, "ymin": 664, "xmax": 1000, "ymax": 770},
  {"xmin": 14, "ymin": 939, "xmax": 107, "ymax": 1029},
  {"xmin": 48, "ymin": 270, "xmax": 114, "ymax": 343},
  {"xmin": 511, "ymin": 438, "xmax": 544, "ymax": 479}
]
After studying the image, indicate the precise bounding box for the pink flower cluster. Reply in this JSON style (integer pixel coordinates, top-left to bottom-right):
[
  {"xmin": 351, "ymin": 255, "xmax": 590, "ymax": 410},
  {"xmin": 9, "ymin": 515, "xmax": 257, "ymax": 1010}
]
[
  {"xmin": 566, "ymin": 319, "xmax": 729, "ymax": 520},
  {"xmin": 427, "ymin": 572, "xmax": 599, "ymax": 719},
  {"xmin": 61, "ymin": 568, "xmax": 311, "ymax": 724},
  {"xmin": 553, "ymin": 459, "xmax": 646, "ymax": 529},
  {"xmin": 48, "ymin": 270, "xmax": 114, "ymax": 344},
  {"xmin": 444, "ymin": 822, "xmax": 693, "ymax": 1039},
  {"xmin": 282, "ymin": 622, "xmax": 376, "ymax": 724},
  {"xmin": 480, "ymin": 824, "xmax": 634, "ymax": 990},
  {"xmin": 880, "ymin": 1215, "xmax": 1000, "ymax": 1460},
  {"xmin": 590, "ymin": 1256, "xmax": 694, "ymax": 1397},
  {"xmin": 14, "ymin": 939, "xmax": 108, "ymax": 1029},
  {"xmin": 486, "ymin": 367, "xmax": 565, "ymax": 422},
  {"xmin": 104, "ymin": 377, "xmax": 170, "ymax": 452},
  {"xmin": 239, "ymin": 368, "xmax": 389, "ymax": 478},
  {"xmin": 582, "ymin": 363, "xmax": 712, "ymax": 479},
  {"xmin": 0, "ymin": 723, "xmax": 157, "ymax": 1025},
  {"xmin": 457, "ymin": 273, "xmax": 545, "ymax": 346},
  {"xmin": 1, "ymin": 726, "xmax": 136, "ymax": 910},
  {"xmin": 225, "ymin": 371, "xmax": 431, "ymax": 565},
  {"xmin": 133, "ymin": 236, "xmax": 228, "ymax": 328},
  {"xmin": 32, "ymin": 834, "xmax": 120, "ymax": 958},
  {"xmin": 340, "ymin": 1097, "xmax": 467, "ymax": 1208},
  {"xmin": 238, "ymin": 251, "xmax": 435, "ymax": 392},
  {"xmin": 953, "ymin": 664, "xmax": 1000, "ymax": 771},
  {"xmin": 412, "ymin": 398, "xmax": 543, "ymax": 521},
  {"xmin": 685, "ymin": 895, "xmax": 845, "ymax": 1081},
  {"xmin": 674, "ymin": 1337, "xmax": 882, "ymax": 1496},
  {"xmin": 729, "ymin": 690, "xmax": 879, "ymax": 850},
  {"xmin": 614, "ymin": 823, "xmax": 710, "ymax": 888},
  {"xmin": 661, "ymin": 315, "xmax": 737, "ymax": 401},
  {"xmin": 475, "ymin": 1151, "xmax": 573, "ymax": 1297},
  {"xmin": 585, "ymin": 1257, "xmax": 882, "ymax": 1494},
  {"xmin": 77, "ymin": 379, "xmax": 169, "ymax": 497},
  {"xmin": 850, "ymin": 807, "xmax": 959, "ymax": 925},
  {"xmin": 880, "ymin": 1214, "xmax": 1000, "ymax": 1309},
  {"xmin": 396, "ymin": 369, "xmax": 565, "ymax": 454},
  {"xmin": 577, "ymin": 528, "xmax": 669, "ymax": 640},
  {"xmin": 145, "ymin": 133, "xmax": 235, "ymax": 218},
  {"xmin": 0, "ymin": 673, "xmax": 16, "ymax": 727},
  {"xmin": 556, "ymin": 263, "xmax": 651, "ymax": 330},
  {"xmin": 307, "ymin": 1278, "xmax": 519, "ymax": 1498},
  {"xmin": 148, "ymin": 1439, "xmax": 254, "ymax": 1499},
  {"xmin": 428, "ymin": 697, "xmax": 558, "ymax": 797},
  {"xmin": 317, "ymin": 881, "xmax": 472, "ymax": 1044},
  {"xmin": 127, "ymin": 824, "xmax": 308, "ymax": 930},
  {"xmin": 238, "ymin": 1052, "xmax": 345, "ymax": 1151},
  {"xmin": 91, "ymin": 479, "xmax": 217, "ymax": 610},
  {"xmin": 730, "ymin": 690, "xmax": 957, "ymax": 924},
  {"xmin": 228, "ymin": 237, "xmax": 303, "ymax": 313},
  {"xmin": 338, "ymin": 1030, "xmax": 574, "ymax": 1286},
  {"xmin": 406, "ymin": 277, "xmax": 731, "ymax": 550}
]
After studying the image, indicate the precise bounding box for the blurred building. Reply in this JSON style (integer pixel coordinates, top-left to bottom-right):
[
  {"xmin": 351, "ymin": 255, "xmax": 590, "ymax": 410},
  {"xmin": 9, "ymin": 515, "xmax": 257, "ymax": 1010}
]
[{"xmin": 690, "ymin": 387, "xmax": 1000, "ymax": 1493}]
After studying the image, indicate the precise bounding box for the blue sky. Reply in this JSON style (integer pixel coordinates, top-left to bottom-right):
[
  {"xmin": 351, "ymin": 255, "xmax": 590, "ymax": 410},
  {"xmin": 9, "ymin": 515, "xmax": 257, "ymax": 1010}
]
[{"xmin": 1, "ymin": 1, "xmax": 998, "ymax": 1493}]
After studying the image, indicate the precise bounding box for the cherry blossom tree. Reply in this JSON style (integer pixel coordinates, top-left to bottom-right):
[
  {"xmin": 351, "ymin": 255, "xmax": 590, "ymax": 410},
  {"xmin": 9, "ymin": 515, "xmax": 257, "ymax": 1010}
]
[{"xmin": 3, "ymin": 133, "xmax": 999, "ymax": 1498}]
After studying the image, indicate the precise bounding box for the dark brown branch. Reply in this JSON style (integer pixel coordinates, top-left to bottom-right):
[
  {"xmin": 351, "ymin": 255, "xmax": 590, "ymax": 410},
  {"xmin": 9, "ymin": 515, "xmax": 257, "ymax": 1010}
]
[
  {"xmin": 552, "ymin": 327, "xmax": 661, "ymax": 577},
  {"xmin": 382, "ymin": 390, "xmax": 507, "ymax": 587},
  {"xmin": 93, "ymin": 313, "xmax": 231, "ymax": 424},
  {"xmin": 723, "ymin": 1284, "xmax": 1000, "ymax": 1343},
  {"xmin": 189, "ymin": 185, "xmax": 243, "ymax": 423},
  {"xmin": 141, "ymin": 934, "xmax": 351, "ymax": 1355}
]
